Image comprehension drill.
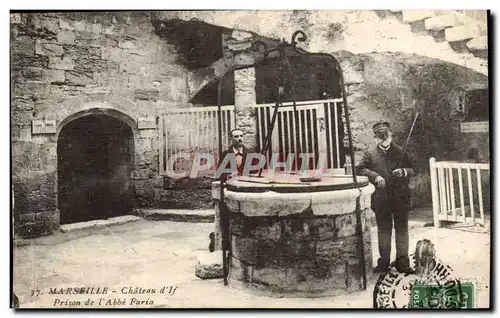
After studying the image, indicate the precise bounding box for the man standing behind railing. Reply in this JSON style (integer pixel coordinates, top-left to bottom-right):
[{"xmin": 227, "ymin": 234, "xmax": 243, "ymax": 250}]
[
  {"xmin": 356, "ymin": 121, "xmax": 417, "ymax": 274},
  {"xmin": 210, "ymin": 128, "xmax": 257, "ymax": 253},
  {"xmin": 217, "ymin": 128, "xmax": 258, "ymax": 181}
]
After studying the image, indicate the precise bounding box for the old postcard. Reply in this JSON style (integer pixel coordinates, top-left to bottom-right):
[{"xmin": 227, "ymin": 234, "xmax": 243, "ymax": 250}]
[{"xmin": 10, "ymin": 10, "xmax": 490, "ymax": 309}]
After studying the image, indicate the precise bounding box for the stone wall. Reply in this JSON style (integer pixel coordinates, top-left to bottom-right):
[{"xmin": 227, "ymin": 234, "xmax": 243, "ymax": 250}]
[
  {"xmin": 11, "ymin": 12, "xmax": 192, "ymax": 237},
  {"xmin": 153, "ymin": 11, "xmax": 490, "ymax": 210},
  {"xmin": 11, "ymin": 11, "xmax": 490, "ymax": 238},
  {"xmin": 338, "ymin": 52, "xmax": 488, "ymax": 208},
  {"xmin": 230, "ymin": 211, "xmax": 373, "ymax": 296},
  {"xmin": 158, "ymin": 12, "xmax": 489, "ymax": 210},
  {"xmin": 152, "ymin": 10, "xmax": 487, "ymax": 75},
  {"xmin": 185, "ymin": 48, "xmax": 489, "ymax": 212},
  {"xmin": 196, "ymin": 48, "xmax": 489, "ymax": 209},
  {"xmin": 224, "ymin": 182, "xmax": 375, "ymax": 296}
]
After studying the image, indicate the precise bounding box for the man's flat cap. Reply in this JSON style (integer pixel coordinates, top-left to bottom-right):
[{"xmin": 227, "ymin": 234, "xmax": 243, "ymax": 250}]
[{"xmin": 372, "ymin": 121, "xmax": 391, "ymax": 133}]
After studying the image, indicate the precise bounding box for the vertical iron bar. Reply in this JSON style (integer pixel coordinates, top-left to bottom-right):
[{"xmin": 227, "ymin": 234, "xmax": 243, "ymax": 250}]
[
  {"xmin": 249, "ymin": 32, "xmax": 369, "ymax": 287},
  {"xmin": 217, "ymin": 79, "xmax": 228, "ymax": 286},
  {"xmin": 258, "ymin": 92, "xmax": 281, "ymax": 177},
  {"xmin": 339, "ymin": 69, "xmax": 357, "ymax": 184},
  {"xmin": 218, "ymin": 84, "xmax": 223, "ymax": 161},
  {"xmin": 289, "ymin": 58, "xmax": 302, "ymax": 172},
  {"xmin": 339, "ymin": 66, "xmax": 366, "ymax": 290},
  {"xmin": 258, "ymin": 57, "xmax": 284, "ymax": 177}
]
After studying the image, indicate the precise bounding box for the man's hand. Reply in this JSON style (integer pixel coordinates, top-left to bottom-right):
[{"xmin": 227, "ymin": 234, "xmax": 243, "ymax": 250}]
[
  {"xmin": 392, "ymin": 169, "xmax": 404, "ymax": 178},
  {"xmin": 374, "ymin": 175, "xmax": 386, "ymax": 188}
]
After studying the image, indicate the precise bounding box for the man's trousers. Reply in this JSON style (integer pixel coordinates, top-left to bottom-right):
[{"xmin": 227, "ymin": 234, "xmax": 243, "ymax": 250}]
[{"xmin": 373, "ymin": 202, "xmax": 410, "ymax": 268}]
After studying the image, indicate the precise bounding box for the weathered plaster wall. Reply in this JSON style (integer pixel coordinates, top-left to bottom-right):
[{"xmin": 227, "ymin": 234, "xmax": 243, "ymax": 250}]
[
  {"xmin": 187, "ymin": 38, "xmax": 489, "ymax": 209},
  {"xmin": 158, "ymin": 10, "xmax": 489, "ymax": 207},
  {"xmin": 11, "ymin": 12, "xmax": 191, "ymax": 237},
  {"xmin": 338, "ymin": 52, "xmax": 488, "ymax": 208},
  {"xmin": 152, "ymin": 10, "xmax": 487, "ymax": 75},
  {"xmin": 11, "ymin": 11, "xmax": 490, "ymax": 238}
]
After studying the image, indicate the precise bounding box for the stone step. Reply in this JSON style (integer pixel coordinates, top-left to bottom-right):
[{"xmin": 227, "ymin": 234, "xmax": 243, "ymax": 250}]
[
  {"xmin": 467, "ymin": 36, "xmax": 488, "ymax": 51},
  {"xmin": 471, "ymin": 50, "xmax": 488, "ymax": 60},
  {"xmin": 402, "ymin": 10, "xmax": 435, "ymax": 23},
  {"xmin": 409, "ymin": 20, "xmax": 428, "ymax": 34},
  {"xmin": 445, "ymin": 23, "xmax": 484, "ymax": 43},
  {"xmin": 448, "ymin": 40, "xmax": 472, "ymax": 53},
  {"xmin": 134, "ymin": 208, "xmax": 215, "ymax": 223},
  {"xmin": 460, "ymin": 10, "xmax": 488, "ymax": 24},
  {"xmin": 428, "ymin": 29, "xmax": 447, "ymax": 42},
  {"xmin": 425, "ymin": 12, "xmax": 464, "ymax": 31},
  {"xmin": 59, "ymin": 215, "xmax": 141, "ymax": 233}
]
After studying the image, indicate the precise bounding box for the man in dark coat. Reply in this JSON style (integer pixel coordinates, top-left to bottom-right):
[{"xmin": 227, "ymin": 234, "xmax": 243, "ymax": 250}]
[
  {"xmin": 211, "ymin": 128, "xmax": 257, "ymax": 253},
  {"xmin": 217, "ymin": 128, "xmax": 258, "ymax": 182},
  {"xmin": 356, "ymin": 121, "xmax": 417, "ymax": 274}
]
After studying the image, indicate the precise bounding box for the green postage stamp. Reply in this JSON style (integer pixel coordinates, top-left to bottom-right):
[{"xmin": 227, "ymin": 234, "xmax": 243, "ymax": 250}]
[{"xmin": 409, "ymin": 282, "xmax": 474, "ymax": 309}]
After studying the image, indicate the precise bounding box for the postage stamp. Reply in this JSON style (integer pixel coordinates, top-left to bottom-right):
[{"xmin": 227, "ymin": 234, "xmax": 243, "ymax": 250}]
[
  {"xmin": 409, "ymin": 282, "xmax": 474, "ymax": 309},
  {"xmin": 373, "ymin": 239, "xmax": 476, "ymax": 309}
]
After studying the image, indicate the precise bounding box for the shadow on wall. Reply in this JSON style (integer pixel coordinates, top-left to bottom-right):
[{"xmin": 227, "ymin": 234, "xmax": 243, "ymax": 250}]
[
  {"xmin": 405, "ymin": 63, "xmax": 488, "ymax": 163},
  {"xmin": 410, "ymin": 173, "xmax": 432, "ymax": 210}
]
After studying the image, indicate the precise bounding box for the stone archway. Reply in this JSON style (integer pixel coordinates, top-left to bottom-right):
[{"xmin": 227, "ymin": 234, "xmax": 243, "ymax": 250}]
[{"xmin": 57, "ymin": 109, "xmax": 136, "ymax": 224}]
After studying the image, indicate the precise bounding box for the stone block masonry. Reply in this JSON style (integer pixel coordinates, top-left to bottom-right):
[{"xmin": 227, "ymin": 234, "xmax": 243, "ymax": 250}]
[
  {"xmin": 229, "ymin": 210, "xmax": 373, "ymax": 296},
  {"xmin": 11, "ymin": 11, "xmax": 489, "ymax": 240},
  {"xmin": 10, "ymin": 12, "xmax": 194, "ymax": 238},
  {"xmin": 229, "ymin": 30, "xmax": 258, "ymax": 149},
  {"xmin": 225, "ymin": 182, "xmax": 375, "ymax": 297},
  {"xmin": 35, "ymin": 40, "xmax": 64, "ymax": 56},
  {"xmin": 234, "ymin": 67, "xmax": 257, "ymax": 149}
]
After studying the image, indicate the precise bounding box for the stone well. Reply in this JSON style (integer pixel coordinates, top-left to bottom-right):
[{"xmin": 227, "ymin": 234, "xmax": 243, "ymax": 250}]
[{"xmin": 222, "ymin": 173, "xmax": 375, "ymax": 298}]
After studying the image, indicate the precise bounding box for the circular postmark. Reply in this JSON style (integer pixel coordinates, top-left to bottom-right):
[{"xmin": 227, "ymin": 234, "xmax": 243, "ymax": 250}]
[{"xmin": 373, "ymin": 239, "xmax": 468, "ymax": 309}]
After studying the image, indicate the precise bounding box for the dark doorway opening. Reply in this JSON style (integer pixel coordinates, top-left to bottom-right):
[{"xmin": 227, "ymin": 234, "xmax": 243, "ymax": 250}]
[
  {"xmin": 255, "ymin": 55, "xmax": 342, "ymax": 104},
  {"xmin": 57, "ymin": 114, "xmax": 134, "ymax": 224}
]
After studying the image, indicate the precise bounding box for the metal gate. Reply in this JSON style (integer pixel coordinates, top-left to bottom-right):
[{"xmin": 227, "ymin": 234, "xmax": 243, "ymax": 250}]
[
  {"xmin": 254, "ymin": 98, "xmax": 344, "ymax": 170},
  {"xmin": 159, "ymin": 106, "xmax": 235, "ymax": 177},
  {"xmin": 159, "ymin": 98, "xmax": 344, "ymax": 176}
]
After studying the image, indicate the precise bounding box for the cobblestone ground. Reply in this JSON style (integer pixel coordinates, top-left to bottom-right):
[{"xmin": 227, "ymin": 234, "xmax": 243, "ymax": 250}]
[{"xmin": 13, "ymin": 218, "xmax": 490, "ymax": 309}]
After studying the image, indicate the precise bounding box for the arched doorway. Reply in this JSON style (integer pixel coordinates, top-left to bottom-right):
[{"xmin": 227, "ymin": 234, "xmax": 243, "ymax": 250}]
[{"xmin": 57, "ymin": 113, "xmax": 134, "ymax": 224}]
